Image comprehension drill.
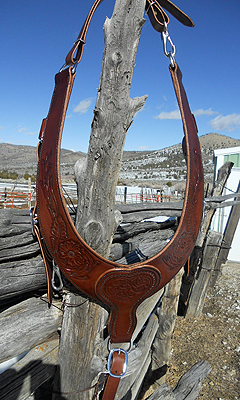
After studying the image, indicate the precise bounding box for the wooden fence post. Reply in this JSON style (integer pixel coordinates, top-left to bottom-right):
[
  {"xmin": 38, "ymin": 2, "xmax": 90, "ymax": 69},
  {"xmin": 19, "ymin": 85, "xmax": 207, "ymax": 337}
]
[
  {"xmin": 210, "ymin": 180, "xmax": 240, "ymax": 287},
  {"xmin": 180, "ymin": 161, "xmax": 234, "ymax": 317}
]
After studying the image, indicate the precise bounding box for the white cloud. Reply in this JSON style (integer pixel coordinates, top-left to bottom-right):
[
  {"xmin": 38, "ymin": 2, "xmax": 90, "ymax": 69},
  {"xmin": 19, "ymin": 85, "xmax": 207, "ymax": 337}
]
[
  {"xmin": 25, "ymin": 131, "xmax": 37, "ymax": 136},
  {"xmin": 210, "ymin": 113, "xmax": 240, "ymax": 132},
  {"xmin": 194, "ymin": 108, "xmax": 218, "ymax": 117},
  {"xmin": 155, "ymin": 109, "xmax": 181, "ymax": 120},
  {"xmin": 74, "ymin": 98, "xmax": 93, "ymax": 115},
  {"xmin": 18, "ymin": 126, "xmax": 27, "ymax": 133}
]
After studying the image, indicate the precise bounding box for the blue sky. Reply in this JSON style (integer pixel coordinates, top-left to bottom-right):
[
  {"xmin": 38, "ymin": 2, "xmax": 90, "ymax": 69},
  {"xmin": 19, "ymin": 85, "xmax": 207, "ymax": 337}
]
[{"xmin": 0, "ymin": 0, "xmax": 239, "ymax": 152}]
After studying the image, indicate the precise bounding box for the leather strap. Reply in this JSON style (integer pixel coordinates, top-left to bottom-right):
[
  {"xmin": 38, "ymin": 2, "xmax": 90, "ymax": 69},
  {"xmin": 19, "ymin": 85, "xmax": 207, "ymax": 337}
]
[
  {"xmin": 146, "ymin": 0, "xmax": 194, "ymax": 33},
  {"xmin": 102, "ymin": 351, "xmax": 126, "ymax": 400},
  {"xmin": 34, "ymin": 1, "xmax": 203, "ymax": 398},
  {"xmin": 65, "ymin": 0, "xmax": 193, "ymax": 67}
]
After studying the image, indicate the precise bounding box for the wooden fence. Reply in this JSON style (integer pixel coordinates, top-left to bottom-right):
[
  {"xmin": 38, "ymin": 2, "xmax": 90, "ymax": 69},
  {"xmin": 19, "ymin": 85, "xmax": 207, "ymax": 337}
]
[
  {"xmin": 0, "ymin": 191, "xmax": 32, "ymax": 210},
  {"xmin": 0, "ymin": 162, "xmax": 240, "ymax": 399}
]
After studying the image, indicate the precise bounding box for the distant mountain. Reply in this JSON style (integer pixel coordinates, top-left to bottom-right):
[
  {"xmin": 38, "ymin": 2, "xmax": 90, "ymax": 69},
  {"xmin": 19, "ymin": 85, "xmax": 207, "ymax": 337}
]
[
  {"xmin": 119, "ymin": 133, "xmax": 240, "ymax": 186},
  {"xmin": 0, "ymin": 133, "xmax": 239, "ymax": 186}
]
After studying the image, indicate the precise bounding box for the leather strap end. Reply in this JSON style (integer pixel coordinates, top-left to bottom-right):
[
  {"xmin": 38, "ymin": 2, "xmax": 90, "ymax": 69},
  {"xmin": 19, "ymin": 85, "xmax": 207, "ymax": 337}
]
[
  {"xmin": 39, "ymin": 118, "xmax": 47, "ymax": 141},
  {"xmin": 158, "ymin": 0, "xmax": 194, "ymax": 27}
]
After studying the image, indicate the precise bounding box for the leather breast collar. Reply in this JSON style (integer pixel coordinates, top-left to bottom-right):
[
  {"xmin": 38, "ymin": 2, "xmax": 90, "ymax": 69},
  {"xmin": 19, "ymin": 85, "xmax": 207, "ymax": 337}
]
[{"xmin": 33, "ymin": 0, "xmax": 204, "ymax": 398}]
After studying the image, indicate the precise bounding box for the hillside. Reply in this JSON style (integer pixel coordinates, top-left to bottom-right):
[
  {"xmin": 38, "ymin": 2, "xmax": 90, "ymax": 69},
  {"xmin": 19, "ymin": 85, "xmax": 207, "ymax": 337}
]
[
  {"xmin": 120, "ymin": 133, "xmax": 240, "ymax": 187},
  {"xmin": 0, "ymin": 133, "xmax": 239, "ymax": 186}
]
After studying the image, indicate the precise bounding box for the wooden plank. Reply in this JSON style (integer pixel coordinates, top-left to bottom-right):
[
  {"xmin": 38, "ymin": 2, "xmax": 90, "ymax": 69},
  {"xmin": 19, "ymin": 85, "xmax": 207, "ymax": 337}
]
[
  {"xmin": 0, "ymin": 241, "xmax": 40, "ymax": 263},
  {"xmin": 179, "ymin": 161, "xmax": 234, "ymax": 313},
  {"xmin": 0, "ymin": 296, "xmax": 62, "ymax": 363},
  {"xmin": 120, "ymin": 209, "xmax": 181, "ymax": 223},
  {"xmin": 147, "ymin": 383, "xmax": 176, "ymax": 400},
  {"xmin": 134, "ymin": 289, "xmax": 164, "ymax": 342},
  {"xmin": 0, "ymin": 224, "xmax": 31, "ymax": 238},
  {"xmin": 113, "ymin": 219, "xmax": 176, "ymax": 243},
  {"xmin": 210, "ymin": 180, "xmax": 240, "ymax": 287},
  {"xmin": 150, "ymin": 269, "xmax": 184, "ymax": 388},
  {"xmin": 172, "ymin": 361, "xmax": 212, "ymax": 400},
  {"xmin": 115, "ymin": 201, "xmax": 183, "ymax": 214},
  {"xmin": 196, "ymin": 161, "xmax": 233, "ymax": 248},
  {"xmin": 0, "ymin": 256, "xmax": 46, "ymax": 300},
  {"xmin": 111, "ymin": 228, "xmax": 176, "ymax": 264},
  {"xmin": 0, "ymin": 231, "xmax": 35, "ymax": 251},
  {"xmin": 185, "ymin": 230, "xmax": 223, "ymax": 318},
  {"xmin": 52, "ymin": 293, "xmax": 109, "ymax": 400},
  {"xmin": 147, "ymin": 361, "xmax": 211, "ymax": 400},
  {"xmin": 117, "ymin": 313, "xmax": 159, "ymax": 399},
  {"xmin": 0, "ymin": 336, "xmax": 59, "ymax": 400}
]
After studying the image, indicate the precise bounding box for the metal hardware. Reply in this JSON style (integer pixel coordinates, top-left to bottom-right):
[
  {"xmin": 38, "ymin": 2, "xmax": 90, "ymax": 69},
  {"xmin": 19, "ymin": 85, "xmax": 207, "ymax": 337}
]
[
  {"xmin": 30, "ymin": 206, "xmax": 37, "ymax": 237},
  {"xmin": 73, "ymin": 38, "xmax": 86, "ymax": 45},
  {"xmin": 161, "ymin": 22, "xmax": 176, "ymax": 67},
  {"xmin": 59, "ymin": 62, "xmax": 77, "ymax": 74},
  {"xmin": 51, "ymin": 261, "xmax": 64, "ymax": 291},
  {"xmin": 107, "ymin": 339, "xmax": 133, "ymax": 378},
  {"xmin": 59, "ymin": 38, "xmax": 86, "ymax": 74},
  {"xmin": 145, "ymin": 1, "xmax": 156, "ymax": 14},
  {"xmin": 107, "ymin": 348, "xmax": 128, "ymax": 378},
  {"xmin": 108, "ymin": 338, "xmax": 133, "ymax": 353}
]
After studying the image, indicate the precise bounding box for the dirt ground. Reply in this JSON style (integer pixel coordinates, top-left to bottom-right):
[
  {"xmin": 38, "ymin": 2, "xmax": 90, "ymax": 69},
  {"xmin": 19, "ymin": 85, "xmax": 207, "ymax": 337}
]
[{"xmin": 165, "ymin": 261, "xmax": 240, "ymax": 399}]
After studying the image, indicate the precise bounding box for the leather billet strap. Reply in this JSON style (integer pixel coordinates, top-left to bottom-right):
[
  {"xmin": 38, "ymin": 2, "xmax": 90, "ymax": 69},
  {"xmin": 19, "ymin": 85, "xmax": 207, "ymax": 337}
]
[
  {"xmin": 34, "ymin": 0, "xmax": 203, "ymax": 398},
  {"xmin": 65, "ymin": 0, "xmax": 194, "ymax": 69}
]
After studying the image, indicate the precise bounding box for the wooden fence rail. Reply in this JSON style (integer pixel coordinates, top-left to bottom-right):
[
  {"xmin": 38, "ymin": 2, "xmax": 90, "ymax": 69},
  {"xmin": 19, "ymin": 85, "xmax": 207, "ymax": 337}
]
[
  {"xmin": 0, "ymin": 191, "xmax": 32, "ymax": 210},
  {"xmin": 0, "ymin": 162, "xmax": 239, "ymax": 399}
]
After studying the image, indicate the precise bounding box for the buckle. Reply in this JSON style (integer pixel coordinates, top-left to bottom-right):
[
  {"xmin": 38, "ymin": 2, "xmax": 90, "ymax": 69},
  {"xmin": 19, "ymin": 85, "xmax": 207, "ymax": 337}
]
[{"xmin": 107, "ymin": 348, "xmax": 128, "ymax": 378}]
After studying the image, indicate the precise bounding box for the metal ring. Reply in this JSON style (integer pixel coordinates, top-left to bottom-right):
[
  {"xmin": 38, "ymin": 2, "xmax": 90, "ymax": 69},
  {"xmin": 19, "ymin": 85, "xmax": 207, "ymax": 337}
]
[{"xmin": 107, "ymin": 338, "xmax": 133, "ymax": 353}]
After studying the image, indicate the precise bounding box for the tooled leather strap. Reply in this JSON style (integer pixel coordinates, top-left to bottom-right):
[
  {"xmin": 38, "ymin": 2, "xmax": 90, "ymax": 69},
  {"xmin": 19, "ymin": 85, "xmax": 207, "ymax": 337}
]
[{"xmin": 35, "ymin": 1, "xmax": 203, "ymax": 398}]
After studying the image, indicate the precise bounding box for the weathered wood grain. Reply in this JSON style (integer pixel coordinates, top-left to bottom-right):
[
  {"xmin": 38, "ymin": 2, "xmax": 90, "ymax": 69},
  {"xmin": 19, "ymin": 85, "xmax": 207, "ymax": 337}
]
[
  {"xmin": 0, "ymin": 241, "xmax": 40, "ymax": 263},
  {"xmin": 0, "ymin": 231, "xmax": 35, "ymax": 250},
  {"xmin": 0, "ymin": 336, "xmax": 59, "ymax": 400},
  {"xmin": 54, "ymin": 1, "xmax": 150, "ymax": 398},
  {"xmin": 197, "ymin": 161, "xmax": 233, "ymax": 248},
  {"xmin": 0, "ymin": 256, "xmax": 46, "ymax": 301},
  {"xmin": 52, "ymin": 293, "xmax": 109, "ymax": 400},
  {"xmin": 172, "ymin": 360, "xmax": 212, "ymax": 400},
  {"xmin": 210, "ymin": 180, "xmax": 240, "ymax": 287},
  {"xmin": 147, "ymin": 361, "xmax": 212, "ymax": 400},
  {"xmin": 117, "ymin": 314, "xmax": 159, "ymax": 399},
  {"xmin": 74, "ymin": 0, "xmax": 147, "ymax": 257},
  {"xmin": 111, "ymin": 227, "xmax": 176, "ymax": 263},
  {"xmin": 150, "ymin": 269, "xmax": 184, "ymax": 388},
  {"xmin": 115, "ymin": 201, "xmax": 183, "ymax": 214},
  {"xmin": 119, "ymin": 209, "xmax": 181, "ymax": 223},
  {"xmin": 0, "ymin": 296, "xmax": 62, "ymax": 363},
  {"xmin": 113, "ymin": 219, "xmax": 176, "ymax": 242},
  {"xmin": 180, "ymin": 161, "xmax": 234, "ymax": 315},
  {"xmin": 186, "ymin": 230, "xmax": 223, "ymax": 318}
]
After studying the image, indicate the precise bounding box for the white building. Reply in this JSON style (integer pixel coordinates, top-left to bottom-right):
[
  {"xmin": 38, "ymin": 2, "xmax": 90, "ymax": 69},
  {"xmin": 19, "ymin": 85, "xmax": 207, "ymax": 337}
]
[{"xmin": 211, "ymin": 147, "xmax": 240, "ymax": 262}]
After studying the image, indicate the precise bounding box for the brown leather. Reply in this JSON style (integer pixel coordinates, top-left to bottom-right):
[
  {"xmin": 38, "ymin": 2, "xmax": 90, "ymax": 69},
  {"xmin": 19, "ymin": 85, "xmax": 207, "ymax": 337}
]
[
  {"xmin": 65, "ymin": 0, "xmax": 193, "ymax": 68},
  {"xmin": 146, "ymin": 0, "xmax": 194, "ymax": 33},
  {"xmin": 34, "ymin": 0, "xmax": 203, "ymax": 398},
  {"xmin": 102, "ymin": 351, "xmax": 126, "ymax": 400}
]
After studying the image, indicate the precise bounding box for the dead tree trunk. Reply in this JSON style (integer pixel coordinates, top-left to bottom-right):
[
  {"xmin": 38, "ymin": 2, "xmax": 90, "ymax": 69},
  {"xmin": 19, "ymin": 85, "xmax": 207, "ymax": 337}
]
[
  {"xmin": 53, "ymin": 1, "xmax": 148, "ymax": 398},
  {"xmin": 74, "ymin": 0, "xmax": 147, "ymax": 257}
]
